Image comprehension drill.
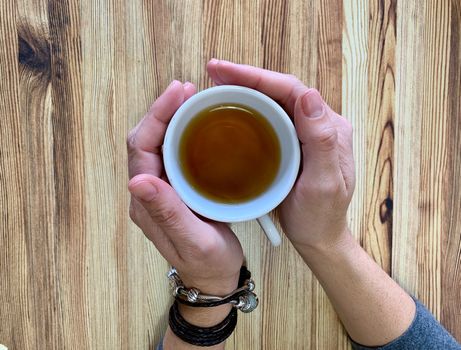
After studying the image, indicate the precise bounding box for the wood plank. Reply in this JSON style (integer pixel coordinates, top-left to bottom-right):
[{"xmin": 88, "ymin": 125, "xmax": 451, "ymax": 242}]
[
  {"xmin": 17, "ymin": 0, "xmax": 59, "ymax": 347},
  {"xmin": 393, "ymin": 0, "xmax": 424, "ymax": 294},
  {"xmin": 48, "ymin": 1, "xmax": 88, "ymax": 348},
  {"xmin": 394, "ymin": 0, "xmax": 456, "ymax": 335},
  {"xmin": 81, "ymin": 0, "xmax": 129, "ymax": 348},
  {"xmin": 364, "ymin": 0, "xmax": 396, "ymax": 276},
  {"xmin": 442, "ymin": 0, "xmax": 461, "ymax": 340},
  {"xmin": 0, "ymin": 1, "xmax": 30, "ymax": 349},
  {"xmin": 416, "ymin": 0, "xmax": 451, "ymax": 319}
]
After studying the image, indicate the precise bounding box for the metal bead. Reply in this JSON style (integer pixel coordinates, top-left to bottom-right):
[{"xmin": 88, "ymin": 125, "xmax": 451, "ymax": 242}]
[
  {"xmin": 166, "ymin": 267, "xmax": 177, "ymax": 279},
  {"xmin": 173, "ymin": 286, "xmax": 182, "ymax": 297},
  {"xmin": 186, "ymin": 288, "xmax": 200, "ymax": 303},
  {"xmin": 167, "ymin": 268, "xmax": 182, "ymax": 290},
  {"xmin": 247, "ymin": 280, "xmax": 255, "ymax": 292},
  {"xmin": 237, "ymin": 292, "xmax": 259, "ymax": 313}
]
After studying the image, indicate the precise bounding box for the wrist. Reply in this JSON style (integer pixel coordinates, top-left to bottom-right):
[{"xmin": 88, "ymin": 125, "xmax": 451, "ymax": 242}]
[
  {"xmin": 178, "ymin": 272, "xmax": 240, "ymax": 296},
  {"xmin": 293, "ymin": 228, "xmax": 357, "ymax": 265},
  {"xmin": 174, "ymin": 273, "xmax": 240, "ymax": 327},
  {"xmin": 178, "ymin": 303, "xmax": 234, "ymax": 327}
]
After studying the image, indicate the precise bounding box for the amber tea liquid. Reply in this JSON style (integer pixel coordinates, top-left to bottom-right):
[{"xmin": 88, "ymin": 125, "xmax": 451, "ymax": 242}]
[{"xmin": 179, "ymin": 104, "xmax": 281, "ymax": 203}]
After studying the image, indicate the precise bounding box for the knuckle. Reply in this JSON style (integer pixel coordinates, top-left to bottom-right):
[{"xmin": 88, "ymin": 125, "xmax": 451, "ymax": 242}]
[
  {"xmin": 286, "ymin": 75, "xmax": 306, "ymax": 92},
  {"xmin": 126, "ymin": 129, "xmax": 137, "ymax": 151},
  {"xmin": 345, "ymin": 119, "xmax": 353, "ymax": 132},
  {"xmin": 194, "ymin": 237, "xmax": 218, "ymax": 257},
  {"xmin": 129, "ymin": 203, "xmax": 138, "ymax": 223},
  {"xmin": 153, "ymin": 205, "xmax": 180, "ymax": 227},
  {"xmin": 318, "ymin": 179, "xmax": 343, "ymax": 198},
  {"xmin": 285, "ymin": 74, "xmax": 300, "ymax": 84},
  {"xmin": 282, "ymin": 75, "xmax": 308, "ymax": 108},
  {"xmin": 342, "ymin": 118, "xmax": 353, "ymax": 137},
  {"xmin": 307, "ymin": 87, "xmax": 320, "ymax": 95},
  {"xmin": 298, "ymin": 175, "xmax": 343, "ymax": 199},
  {"xmin": 313, "ymin": 126, "xmax": 338, "ymax": 150}
]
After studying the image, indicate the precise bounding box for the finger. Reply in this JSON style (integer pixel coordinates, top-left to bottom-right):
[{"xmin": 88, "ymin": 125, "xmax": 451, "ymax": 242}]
[
  {"xmin": 132, "ymin": 80, "xmax": 184, "ymax": 154},
  {"xmin": 207, "ymin": 59, "xmax": 307, "ymax": 115},
  {"xmin": 129, "ymin": 196, "xmax": 180, "ymax": 263},
  {"xmin": 183, "ymin": 82, "xmax": 196, "ymax": 101},
  {"xmin": 128, "ymin": 174, "xmax": 204, "ymax": 249},
  {"xmin": 127, "ymin": 81, "xmax": 185, "ymax": 179},
  {"xmin": 127, "ymin": 149, "xmax": 162, "ymax": 180},
  {"xmin": 294, "ymin": 89, "xmax": 343, "ymax": 185}
]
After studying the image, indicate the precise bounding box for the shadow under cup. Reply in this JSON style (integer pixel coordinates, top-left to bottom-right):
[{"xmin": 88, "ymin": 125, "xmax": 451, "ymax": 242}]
[{"xmin": 163, "ymin": 85, "xmax": 301, "ymax": 245}]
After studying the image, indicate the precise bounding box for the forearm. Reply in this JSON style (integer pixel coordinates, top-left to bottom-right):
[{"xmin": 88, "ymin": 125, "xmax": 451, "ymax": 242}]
[{"xmin": 296, "ymin": 230, "xmax": 415, "ymax": 347}]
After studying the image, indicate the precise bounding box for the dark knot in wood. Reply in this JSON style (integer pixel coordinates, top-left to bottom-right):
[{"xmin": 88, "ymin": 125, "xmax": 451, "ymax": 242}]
[
  {"xmin": 380, "ymin": 197, "xmax": 393, "ymax": 224},
  {"xmin": 18, "ymin": 24, "xmax": 51, "ymax": 79}
]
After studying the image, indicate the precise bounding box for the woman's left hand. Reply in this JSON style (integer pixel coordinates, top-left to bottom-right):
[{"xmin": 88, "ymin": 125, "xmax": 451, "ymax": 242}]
[{"xmin": 127, "ymin": 80, "xmax": 244, "ymax": 296}]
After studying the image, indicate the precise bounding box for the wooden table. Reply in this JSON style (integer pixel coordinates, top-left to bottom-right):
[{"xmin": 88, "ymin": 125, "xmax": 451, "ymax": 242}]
[{"xmin": 1, "ymin": 0, "xmax": 460, "ymax": 349}]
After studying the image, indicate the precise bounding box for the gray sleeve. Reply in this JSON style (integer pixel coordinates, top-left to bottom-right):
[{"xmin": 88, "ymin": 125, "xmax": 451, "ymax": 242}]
[{"xmin": 351, "ymin": 299, "xmax": 461, "ymax": 350}]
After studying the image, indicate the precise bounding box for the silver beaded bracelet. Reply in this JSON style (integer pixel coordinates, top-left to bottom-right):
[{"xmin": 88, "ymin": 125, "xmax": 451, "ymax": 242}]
[{"xmin": 167, "ymin": 267, "xmax": 259, "ymax": 313}]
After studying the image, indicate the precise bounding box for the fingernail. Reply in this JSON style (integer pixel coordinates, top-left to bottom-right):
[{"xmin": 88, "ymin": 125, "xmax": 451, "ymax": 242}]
[
  {"xmin": 130, "ymin": 181, "xmax": 158, "ymax": 202},
  {"xmin": 218, "ymin": 59, "xmax": 231, "ymax": 66},
  {"xmin": 301, "ymin": 90, "xmax": 324, "ymax": 118},
  {"xmin": 209, "ymin": 58, "xmax": 219, "ymax": 64},
  {"xmin": 168, "ymin": 80, "xmax": 181, "ymax": 89}
]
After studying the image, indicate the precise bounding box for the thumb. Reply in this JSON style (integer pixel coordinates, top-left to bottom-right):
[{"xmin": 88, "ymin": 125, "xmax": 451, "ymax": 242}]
[
  {"xmin": 294, "ymin": 89, "xmax": 341, "ymax": 180},
  {"xmin": 128, "ymin": 174, "xmax": 200, "ymax": 243}
]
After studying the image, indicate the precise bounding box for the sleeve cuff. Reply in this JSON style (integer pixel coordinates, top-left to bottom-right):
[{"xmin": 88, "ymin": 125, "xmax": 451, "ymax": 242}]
[{"xmin": 351, "ymin": 298, "xmax": 461, "ymax": 350}]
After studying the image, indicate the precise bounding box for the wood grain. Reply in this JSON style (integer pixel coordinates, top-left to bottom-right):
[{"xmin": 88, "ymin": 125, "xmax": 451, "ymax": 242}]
[
  {"xmin": 0, "ymin": 0, "xmax": 26, "ymax": 348},
  {"xmin": 443, "ymin": 0, "xmax": 461, "ymax": 340},
  {"xmin": 394, "ymin": 0, "xmax": 451, "ymax": 317},
  {"xmin": 1, "ymin": 0, "xmax": 460, "ymax": 349}
]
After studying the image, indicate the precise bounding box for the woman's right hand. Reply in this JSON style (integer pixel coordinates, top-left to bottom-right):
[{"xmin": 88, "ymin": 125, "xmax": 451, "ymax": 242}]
[
  {"xmin": 207, "ymin": 59, "xmax": 356, "ymax": 251},
  {"xmin": 208, "ymin": 61, "xmax": 420, "ymax": 348}
]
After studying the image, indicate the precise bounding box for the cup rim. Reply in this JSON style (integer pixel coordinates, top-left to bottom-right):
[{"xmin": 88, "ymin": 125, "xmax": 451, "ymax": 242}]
[{"xmin": 163, "ymin": 85, "xmax": 300, "ymax": 222}]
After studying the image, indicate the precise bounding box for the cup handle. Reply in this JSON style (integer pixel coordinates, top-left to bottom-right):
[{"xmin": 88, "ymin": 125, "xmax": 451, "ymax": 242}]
[{"xmin": 256, "ymin": 214, "xmax": 282, "ymax": 246}]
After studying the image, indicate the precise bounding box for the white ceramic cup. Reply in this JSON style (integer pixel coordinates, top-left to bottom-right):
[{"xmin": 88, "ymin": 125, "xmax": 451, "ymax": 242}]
[{"xmin": 163, "ymin": 85, "xmax": 301, "ymax": 246}]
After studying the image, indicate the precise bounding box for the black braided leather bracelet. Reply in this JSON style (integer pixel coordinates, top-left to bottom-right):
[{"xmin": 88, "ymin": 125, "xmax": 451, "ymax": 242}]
[{"xmin": 168, "ymin": 300, "xmax": 237, "ymax": 346}]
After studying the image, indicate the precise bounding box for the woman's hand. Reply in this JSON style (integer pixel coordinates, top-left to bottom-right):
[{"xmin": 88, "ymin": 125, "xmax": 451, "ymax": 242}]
[
  {"xmin": 127, "ymin": 80, "xmax": 244, "ymax": 296},
  {"xmin": 206, "ymin": 59, "xmax": 356, "ymax": 251},
  {"xmin": 206, "ymin": 61, "xmax": 418, "ymax": 348}
]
